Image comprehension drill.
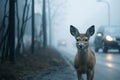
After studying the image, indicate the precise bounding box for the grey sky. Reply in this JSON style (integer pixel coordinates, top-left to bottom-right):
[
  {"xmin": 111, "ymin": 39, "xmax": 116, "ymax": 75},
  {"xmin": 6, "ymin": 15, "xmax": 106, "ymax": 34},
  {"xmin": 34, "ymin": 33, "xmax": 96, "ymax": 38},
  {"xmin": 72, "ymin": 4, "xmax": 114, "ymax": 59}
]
[{"xmin": 34, "ymin": 0, "xmax": 120, "ymax": 46}]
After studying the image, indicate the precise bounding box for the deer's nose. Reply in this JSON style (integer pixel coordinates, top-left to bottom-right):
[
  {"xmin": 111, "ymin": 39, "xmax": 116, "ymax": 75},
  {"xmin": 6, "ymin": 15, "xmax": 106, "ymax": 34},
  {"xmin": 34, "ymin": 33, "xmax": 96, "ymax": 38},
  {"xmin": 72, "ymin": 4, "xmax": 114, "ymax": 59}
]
[
  {"xmin": 79, "ymin": 44, "xmax": 83, "ymax": 49},
  {"xmin": 76, "ymin": 42, "xmax": 84, "ymax": 49},
  {"xmin": 78, "ymin": 43, "xmax": 84, "ymax": 49},
  {"xmin": 79, "ymin": 45, "xmax": 83, "ymax": 49}
]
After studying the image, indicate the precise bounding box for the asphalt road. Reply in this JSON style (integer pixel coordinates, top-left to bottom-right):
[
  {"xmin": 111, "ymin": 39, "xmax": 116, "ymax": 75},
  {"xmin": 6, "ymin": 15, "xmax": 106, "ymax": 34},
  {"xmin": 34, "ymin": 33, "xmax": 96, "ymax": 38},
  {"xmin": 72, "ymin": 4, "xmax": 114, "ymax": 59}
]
[{"xmin": 59, "ymin": 47, "xmax": 120, "ymax": 80}]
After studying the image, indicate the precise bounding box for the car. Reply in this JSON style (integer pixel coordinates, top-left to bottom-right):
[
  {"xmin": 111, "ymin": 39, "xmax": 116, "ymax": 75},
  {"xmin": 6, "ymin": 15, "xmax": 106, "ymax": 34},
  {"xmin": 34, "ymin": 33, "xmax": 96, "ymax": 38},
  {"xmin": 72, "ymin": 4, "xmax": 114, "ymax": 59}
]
[{"xmin": 94, "ymin": 26, "xmax": 120, "ymax": 52}]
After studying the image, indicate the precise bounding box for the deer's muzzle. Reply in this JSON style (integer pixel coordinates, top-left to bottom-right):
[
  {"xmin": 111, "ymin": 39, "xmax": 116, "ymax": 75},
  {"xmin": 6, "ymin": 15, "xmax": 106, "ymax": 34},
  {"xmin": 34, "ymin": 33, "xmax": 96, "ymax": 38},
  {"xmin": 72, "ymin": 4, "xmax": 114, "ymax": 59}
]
[{"xmin": 77, "ymin": 43, "xmax": 85, "ymax": 50}]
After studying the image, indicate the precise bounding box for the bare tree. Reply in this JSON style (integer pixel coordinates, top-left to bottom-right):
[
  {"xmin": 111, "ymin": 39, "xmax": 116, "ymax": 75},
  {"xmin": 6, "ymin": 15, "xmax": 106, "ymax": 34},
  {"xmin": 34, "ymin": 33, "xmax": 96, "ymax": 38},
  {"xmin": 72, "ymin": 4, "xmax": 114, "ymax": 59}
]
[
  {"xmin": 31, "ymin": 0, "xmax": 35, "ymax": 54},
  {"xmin": 46, "ymin": 0, "xmax": 67, "ymax": 46},
  {"xmin": 15, "ymin": 0, "xmax": 20, "ymax": 55},
  {"xmin": 8, "ymin": 0, "xmax": 15, "ymax": 63},
  {"xmin": 47, "ymin": 0, "xmax": 52, "ymax": 45},
  {"xmin": 0, "ymin": 0, "xmax": 9, "ymax": 63},
  {"xmin": 42, "ymin": 0, "xmax": 47, "ymax": 48},
  {"xmin": 15, "ymin": 0, "xmax": 31, "ymax": 54},
  {"xmin": 0, "ymin": 0, "xmax": 32, "ymax": 63}
]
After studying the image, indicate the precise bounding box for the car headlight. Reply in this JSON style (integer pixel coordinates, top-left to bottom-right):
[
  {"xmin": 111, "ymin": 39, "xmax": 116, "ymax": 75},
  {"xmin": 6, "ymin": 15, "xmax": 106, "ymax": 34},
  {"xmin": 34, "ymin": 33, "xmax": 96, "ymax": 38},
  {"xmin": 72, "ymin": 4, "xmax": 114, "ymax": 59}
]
[
  {"xmin": 105, "ymin": 35, "xmax": 115, "ymax": 41},
  {"xmin": 97, "ymin": 33, "xmax": 102, "ymax": 37}
]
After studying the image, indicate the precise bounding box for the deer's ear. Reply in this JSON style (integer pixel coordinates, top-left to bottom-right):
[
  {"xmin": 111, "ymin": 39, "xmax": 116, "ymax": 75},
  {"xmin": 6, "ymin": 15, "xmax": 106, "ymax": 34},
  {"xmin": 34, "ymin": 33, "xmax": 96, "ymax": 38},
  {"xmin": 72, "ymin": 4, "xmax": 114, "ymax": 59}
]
[
  {"xmin": 70, "ymin": 25, "xmax": 79, "ymax": 37},
  {"xmin": 86, "ymin": 25, "xmax": 95, "ymax": 37}
]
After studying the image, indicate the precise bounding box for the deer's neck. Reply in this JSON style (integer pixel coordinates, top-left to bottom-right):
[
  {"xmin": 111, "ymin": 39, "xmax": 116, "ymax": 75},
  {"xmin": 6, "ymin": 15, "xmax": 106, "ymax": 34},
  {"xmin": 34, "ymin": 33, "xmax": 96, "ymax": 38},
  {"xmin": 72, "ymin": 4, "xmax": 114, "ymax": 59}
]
[
  {"xmin": 77, "ymin": 48, "xmax": 88, "ymax": 65},
  {"xmin": 78, "ymin": 47, "xmax": 88, "ymax": 55}
]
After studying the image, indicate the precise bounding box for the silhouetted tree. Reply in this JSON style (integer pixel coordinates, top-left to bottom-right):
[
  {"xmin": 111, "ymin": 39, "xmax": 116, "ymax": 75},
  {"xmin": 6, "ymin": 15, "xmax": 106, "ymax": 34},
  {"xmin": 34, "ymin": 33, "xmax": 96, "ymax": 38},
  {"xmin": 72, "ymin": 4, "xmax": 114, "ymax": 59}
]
[
  {"xmin": 42, "ymin": 0, "xmax": 47, "ymax": 48},
  {"xmin": 0, "ymin": 0, "xmax": 32, "ymax": 63},
  {"xmin": 15, "ymin": 0, "xmax": 20, "ymax": 55},
  {"xmin": 8, "ymin": 0, "xmax": 15, "ymax": 63},
  {"xmin": 45, "ymin": 0, "xmax": 67, "ymax": 46},
  {"xmin": 47, "ymin": 0, "xmax": 52, "ymax": 45},
  {"xmin": 31, "ymin": 0, "xmax": 35, "ymax": 54},
  {"xmin": 0, "ymin": 0, "xmax": 9, "ymax": 63},
  {"xmin": 16, "ymin": 0, "xmax": 31, "ymax": 54}
]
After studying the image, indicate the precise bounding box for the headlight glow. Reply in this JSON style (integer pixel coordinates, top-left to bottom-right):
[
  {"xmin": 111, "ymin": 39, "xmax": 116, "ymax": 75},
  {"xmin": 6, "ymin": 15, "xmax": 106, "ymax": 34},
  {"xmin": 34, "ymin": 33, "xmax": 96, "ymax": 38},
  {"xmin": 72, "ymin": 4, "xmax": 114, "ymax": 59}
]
[
  {"xmin": 106, "ymin": 35, "xmax": 113, "ymax": 41},
  {"xmin": 61, "ymin": 41, "xmax": 66, "ymax": 45},
  {"xmin": 97, "ymin": 33, "xmax": 102, "ymax": 37}
]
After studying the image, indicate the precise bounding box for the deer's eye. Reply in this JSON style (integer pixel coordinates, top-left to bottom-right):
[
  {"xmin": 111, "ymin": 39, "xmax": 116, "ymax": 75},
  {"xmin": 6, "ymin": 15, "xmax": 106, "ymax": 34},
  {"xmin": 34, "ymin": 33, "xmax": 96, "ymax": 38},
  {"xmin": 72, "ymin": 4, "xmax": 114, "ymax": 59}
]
[
  {"xmin": 76, "ymin": 39, "xmax": 79, "ymax": 41},
  {"xmin": 84, "ymin": 39, "xmax": 88, "ymax": 41}
]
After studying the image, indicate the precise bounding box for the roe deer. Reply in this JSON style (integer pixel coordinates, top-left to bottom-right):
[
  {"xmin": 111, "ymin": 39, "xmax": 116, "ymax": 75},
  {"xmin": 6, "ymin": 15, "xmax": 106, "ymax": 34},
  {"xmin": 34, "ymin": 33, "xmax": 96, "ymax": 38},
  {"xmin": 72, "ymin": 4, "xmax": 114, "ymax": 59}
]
[{"xmin": 70, "ymin": 25, "xmax": 96, "ymax": 80}]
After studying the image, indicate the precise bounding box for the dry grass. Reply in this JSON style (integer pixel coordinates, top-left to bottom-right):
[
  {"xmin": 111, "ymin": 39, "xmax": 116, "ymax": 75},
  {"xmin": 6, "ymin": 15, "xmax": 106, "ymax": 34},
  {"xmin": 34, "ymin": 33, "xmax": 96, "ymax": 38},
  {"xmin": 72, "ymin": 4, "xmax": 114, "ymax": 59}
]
[{"xmin": 0, "ymin": 47, "xmax": 67, "ymax": 80}]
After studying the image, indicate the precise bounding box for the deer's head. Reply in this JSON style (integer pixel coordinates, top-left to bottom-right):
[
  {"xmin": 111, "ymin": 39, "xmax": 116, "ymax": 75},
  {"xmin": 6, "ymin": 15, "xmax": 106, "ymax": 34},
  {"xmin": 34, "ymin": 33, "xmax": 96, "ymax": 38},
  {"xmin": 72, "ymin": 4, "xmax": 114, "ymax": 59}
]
[{"xmin": 70, "ymin": 25, "xmax": 95, "ymax": 52}]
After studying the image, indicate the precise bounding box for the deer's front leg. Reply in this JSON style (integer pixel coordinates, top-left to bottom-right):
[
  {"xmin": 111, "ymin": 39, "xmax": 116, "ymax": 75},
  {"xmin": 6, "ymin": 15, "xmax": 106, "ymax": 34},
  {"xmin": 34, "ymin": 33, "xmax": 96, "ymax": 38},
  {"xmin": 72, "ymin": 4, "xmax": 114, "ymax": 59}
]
[
  {"xmin": 77, "ymin": 70, "xmax": 82, "ymax": 80},
  {"xmin": 87, "ymin": 70, "xmax": 94, "ymax": 80}
]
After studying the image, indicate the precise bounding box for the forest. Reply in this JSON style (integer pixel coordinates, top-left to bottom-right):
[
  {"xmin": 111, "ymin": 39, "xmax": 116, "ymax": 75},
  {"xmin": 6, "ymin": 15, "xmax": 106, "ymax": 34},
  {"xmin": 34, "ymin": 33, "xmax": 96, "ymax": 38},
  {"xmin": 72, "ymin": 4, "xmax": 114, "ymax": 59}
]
[{"xmin": 0, "ymin": 0, "xmax": 67, "ymax": 79}]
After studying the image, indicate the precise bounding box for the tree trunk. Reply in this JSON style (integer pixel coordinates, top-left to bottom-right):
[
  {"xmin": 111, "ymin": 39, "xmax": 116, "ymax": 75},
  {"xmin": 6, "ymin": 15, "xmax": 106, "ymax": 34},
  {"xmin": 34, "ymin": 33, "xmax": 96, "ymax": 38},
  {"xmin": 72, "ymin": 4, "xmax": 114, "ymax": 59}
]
[
  {"xmin": 16, "ymin": 0, "xmax": 30, "ymax": 54},
  {"xmin": 8, "ymin": 0, "xmax": 15, "ymax": 63},
  {"xmin": 15, "ymin": 0, "xmax": 20, "ymax": 55},
  {"xmin": 0, "ymin": 0, "xmax": 8, "ymax": 63},
  {"xmin": 48, "ymin": 0, "xmax": 52, "ymax": 46},
  {"xmin": 42, "ymin": 0, "xmax": 47, "ymax": 48},
  {"xmin": 31, "ymin": 0, "xmax": 35, "ymax": 54}
]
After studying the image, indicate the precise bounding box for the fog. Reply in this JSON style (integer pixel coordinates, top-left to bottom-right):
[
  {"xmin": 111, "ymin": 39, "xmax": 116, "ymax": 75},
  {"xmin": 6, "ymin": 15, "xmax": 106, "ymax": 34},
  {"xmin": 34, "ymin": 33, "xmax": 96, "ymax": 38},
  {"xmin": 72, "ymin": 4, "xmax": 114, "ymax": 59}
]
[
  {"xmin": 49, "ymin": 0, "xmax": 120, "ymax": 49},
  {"xmin": 0, "ymin": 0, "xmax": 120, "ymax": 49},
  {"xmin": 0, "ymin": 0, "xmax": 120, "ymax": 79}
]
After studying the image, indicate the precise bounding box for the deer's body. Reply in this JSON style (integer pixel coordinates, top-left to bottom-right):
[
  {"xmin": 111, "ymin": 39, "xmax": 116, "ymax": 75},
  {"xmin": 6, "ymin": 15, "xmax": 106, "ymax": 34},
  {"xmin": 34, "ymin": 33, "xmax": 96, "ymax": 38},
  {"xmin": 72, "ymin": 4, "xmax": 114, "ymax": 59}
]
[
  {"xmin": 70, "ymin": 25, "xmax": 96, "ymax": 80},
  {"xmin": 74, "ymin": 48, "xmax": 95, "ymax": 73}
]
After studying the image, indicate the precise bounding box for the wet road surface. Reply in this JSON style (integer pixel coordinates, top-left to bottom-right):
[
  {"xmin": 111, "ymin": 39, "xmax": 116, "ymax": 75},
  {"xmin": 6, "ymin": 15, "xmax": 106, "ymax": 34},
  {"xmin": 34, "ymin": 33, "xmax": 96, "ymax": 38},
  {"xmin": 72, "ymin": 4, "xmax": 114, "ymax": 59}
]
[
  {"xmin": 32, "ymin": 47, "xmax": 120, "ymax": 80},
  {"xmin": 59, "ymin": 47, "xmax": 120, "ymax": 80}
]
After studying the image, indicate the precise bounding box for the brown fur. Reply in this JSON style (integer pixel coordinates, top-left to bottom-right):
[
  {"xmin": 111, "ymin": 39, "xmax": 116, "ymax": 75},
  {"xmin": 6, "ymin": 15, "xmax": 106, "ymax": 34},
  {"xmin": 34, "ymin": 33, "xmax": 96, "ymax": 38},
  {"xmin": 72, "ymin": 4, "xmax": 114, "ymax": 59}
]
[
  {"xmin": 74, "ymin": 48, "xmax": 96, "ymax": 80},
  {"xmin": 70, "ymin": 25, "xmax": 96, "ymax": 80}
]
